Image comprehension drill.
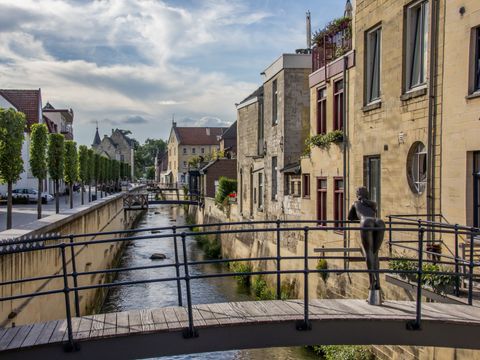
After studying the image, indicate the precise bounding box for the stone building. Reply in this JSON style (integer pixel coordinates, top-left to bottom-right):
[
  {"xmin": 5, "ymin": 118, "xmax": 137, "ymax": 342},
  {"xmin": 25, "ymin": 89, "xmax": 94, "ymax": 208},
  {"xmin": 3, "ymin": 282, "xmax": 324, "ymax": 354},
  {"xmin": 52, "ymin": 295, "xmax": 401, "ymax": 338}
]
[
  {"xmin": 92, "ymin": 127, "xmax": 135, "ymax": 174},
  {"xmin": 199, "ymin": 159, "xmax": 237, "ymax": 198},
  {"xmin": 166, "ymin": 122, "xmax": 227, "ymax": 186},
  {"xmin": 236, "ymin": 54, "xmax": 311, "ymax": 220},
  {"xmin": 219, "ymin": 121, "xmax": 237, "ymax": 158},
  {"xmin": 42, "ymin": 102, "xmax": 74, "ymax": 140}
]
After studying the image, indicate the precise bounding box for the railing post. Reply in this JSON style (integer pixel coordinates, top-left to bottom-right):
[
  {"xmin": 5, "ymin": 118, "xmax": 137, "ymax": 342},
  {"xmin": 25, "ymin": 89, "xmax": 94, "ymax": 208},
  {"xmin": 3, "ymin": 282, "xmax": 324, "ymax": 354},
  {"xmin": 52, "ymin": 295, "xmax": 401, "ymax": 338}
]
[
  {"xmin": 454, "ymin": 224, "xmax": 460, "ymax": 297},
  {"xmin": 388, "ymin": 216, "xmax": 392, "ymax": 256},
  {"xmin": 181, "ymin": 233, "xmax": 198, "ymax": 338},
  {"xmin": 276, "ymin": 219, "xmax": 281, "ymax": 300},
  {"xmin": 297, "ymin": 227, "xmax": 311, "ymax": 331},
  {"xmin": 407, "ymin": 223, "xmax": 424, "ymax": 331},
  {"xmin": 172, "ymin": 226, "xmax": 183, "ymax": 306},
  {"xmin": 60, "ymin": 244, "xmax": 77, "ymax": 351},
  {"xmin": 68, "ymin": 235, "xmax": 81, "ymax": 317},
  {"xmin": 468, "ymin": 228, "xmax": 475, "ymax": 305}
]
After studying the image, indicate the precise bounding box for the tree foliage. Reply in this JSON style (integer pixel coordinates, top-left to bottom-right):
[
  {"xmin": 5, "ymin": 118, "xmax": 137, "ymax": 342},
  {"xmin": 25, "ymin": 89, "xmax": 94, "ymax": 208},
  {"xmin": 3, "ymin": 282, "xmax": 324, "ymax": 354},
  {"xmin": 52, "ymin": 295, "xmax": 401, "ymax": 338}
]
[
  {"xmin": 47, "ymin": 134, "xmax": 65, "ymax": 181},
  {"xmin": 78, "ymin": 145, "xmax": 89, "ymax": 184},
  {"xmin": 0, "ymin": 108, "xmax": 25, "ymax": 184},
  {"xmin": 146, "ymin": 166, "xmax": 155, "ymax": 180},
  {"xmin": 64, "ymin": 140, "xmax": 78, "ymax": 185},
  {"xmin": 134, "ymin": 138, "xmax": 167, "ymax": 177},
  {"xmin": 29, "ymin": 123, "xmax": 48, "ymax": 180},
  {"xmin": 215, "ymin": 177, "xmax": 237, "ymax": 205}
]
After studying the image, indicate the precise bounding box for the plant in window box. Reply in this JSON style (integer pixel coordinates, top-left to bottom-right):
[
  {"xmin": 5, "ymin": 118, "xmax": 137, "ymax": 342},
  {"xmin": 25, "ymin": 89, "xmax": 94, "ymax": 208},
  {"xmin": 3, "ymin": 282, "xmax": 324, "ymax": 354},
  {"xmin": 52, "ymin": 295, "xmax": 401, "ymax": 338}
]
[
  {"xmin": 304, "ymin": 130, "xmax": 344, "ymax": 153},
  {"xmin": 227, "ymin": 192, "xmax": 237, "ymax": 204}
]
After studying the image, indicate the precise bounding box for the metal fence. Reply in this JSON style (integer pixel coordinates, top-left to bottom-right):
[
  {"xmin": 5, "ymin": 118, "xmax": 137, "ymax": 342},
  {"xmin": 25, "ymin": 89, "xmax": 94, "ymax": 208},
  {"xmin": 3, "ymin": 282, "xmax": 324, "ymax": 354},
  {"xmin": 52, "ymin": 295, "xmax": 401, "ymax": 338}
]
[{"xmin": 0, "ymin": 219, "xmax": 478, "ymax": 351}]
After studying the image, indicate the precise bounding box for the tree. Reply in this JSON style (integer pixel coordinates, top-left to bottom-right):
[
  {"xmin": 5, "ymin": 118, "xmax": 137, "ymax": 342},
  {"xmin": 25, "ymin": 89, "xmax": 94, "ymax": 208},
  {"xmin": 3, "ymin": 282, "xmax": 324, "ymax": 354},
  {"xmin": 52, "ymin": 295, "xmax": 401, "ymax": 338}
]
[
  {"xmin": 29, "ymin": 123, "xmax": 48, "ymax": 219},
  {"xmin": 64, "ymin": 140, "xmax": 78, "ymax": 209},
  {"xmin": 0, "ymin": 108, "xmax": 25, "ymax": 229},
  {"xmin": 48, "ymin": 133, "xmax": 65, "ymax": 213},
  {"xmin": 87, "ymin": 149, "xmax": 94, "ymax": 201},
  {"xmin": 78, "ymin": 145, "xmax": 89, "ymax": 205},
  {"xmin": 93, "ymin": 153, "xmax": 101, "ymax": 199},
  {"xmin": 146, "ymin": 166, "xmax": 155, "ymax": 180}
]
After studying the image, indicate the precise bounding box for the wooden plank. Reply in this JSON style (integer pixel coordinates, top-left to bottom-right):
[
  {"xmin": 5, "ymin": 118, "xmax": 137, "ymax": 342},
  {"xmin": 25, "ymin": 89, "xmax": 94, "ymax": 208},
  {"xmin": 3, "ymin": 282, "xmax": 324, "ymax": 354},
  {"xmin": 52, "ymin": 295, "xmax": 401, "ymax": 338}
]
[
  {"xmin": 75, "ymin": 316, "xmax": 95, "ymax": 340},
  {"xmin": 0, "ymin": 327, "xmax": 20, "ymax": 350},
  {"xmin": 116, "ymin": 311, "xmax": 129, "ymax": 336},
  {"xmin": 173, "ymin": 307, "xmax": 189, "ymax": 328},
  {"xmin": 89, "ymin": 314, "xmax": 105, "ymax": 339},
  {"xmin": 66, "ymin": 317, "xmax": 82, "ymax": 341},
  {"xmin": 34, "ymin": 320, "xmax": 58, "ymax": 345},
  {"xmin": 151, "ymin": 308, "xmax": 169, "ymax": 331},
  {"xmin": 213, "ymin": 302, "xmax": 245, "ymax": 325},
  {"xmin": 163, "ymin": 307, "xmax": 181, "ymax": 330},
  {"xmin": 49, "ymin": 320, "xmax": 68, "ymax": 344},
  {"xmin": 139, "ymin": 309, "xmax": 155, "ymax": 332},
  {"xmin": 194, "ymin": 304, "xmax": 220, "ymax": 326},
  {"xmin": 128, "ymin": 310, "xmax": 142, "ymax": 333},
  {"xmin": 6, "ymin": 325, "xmax": 32, "ymax": 350},
  {"xmin": 191, "ymin": 307, "xmax": 207, "ymax": 327},
  {"xmin": 102, "ymin": 312, "xmax": 117, "ymax": 337},
  {"xmin": 20, "ymin": 322, "xmax": 45, "ymax": 348}
]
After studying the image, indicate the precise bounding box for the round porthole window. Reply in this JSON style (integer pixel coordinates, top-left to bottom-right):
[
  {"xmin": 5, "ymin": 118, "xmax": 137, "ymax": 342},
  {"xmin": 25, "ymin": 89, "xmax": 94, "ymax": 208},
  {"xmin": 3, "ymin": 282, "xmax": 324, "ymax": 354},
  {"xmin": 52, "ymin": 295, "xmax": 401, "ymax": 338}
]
[{"xmin": 407, "ymin": 142, "xmax": 427, "ymax": 194}]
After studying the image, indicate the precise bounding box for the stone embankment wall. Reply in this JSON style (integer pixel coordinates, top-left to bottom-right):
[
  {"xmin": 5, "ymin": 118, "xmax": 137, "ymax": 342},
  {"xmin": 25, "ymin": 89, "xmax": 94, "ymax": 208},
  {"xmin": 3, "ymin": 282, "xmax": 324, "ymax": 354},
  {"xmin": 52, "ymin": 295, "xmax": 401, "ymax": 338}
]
[
  {"xmin": 193, "ymin": 198, "xmax": 480, "ymax": 360},
  {"xmin": 0, "ymin": 191, "xmax": 143, "ymax": 327}
]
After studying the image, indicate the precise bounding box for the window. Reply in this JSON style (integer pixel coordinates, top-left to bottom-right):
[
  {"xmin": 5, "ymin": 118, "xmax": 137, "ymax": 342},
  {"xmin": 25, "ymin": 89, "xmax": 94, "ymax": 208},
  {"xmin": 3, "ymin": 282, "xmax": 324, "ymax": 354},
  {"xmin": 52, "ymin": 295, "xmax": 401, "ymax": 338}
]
[
  {"xmin": 303, "ymin": 174, "xmax": 311, "ymax": 197},
  {"xmin": 366, "ymin": 26, "xmax": 382, "ymax": 103},
  {"xmin": 364, "ymin": 156, "xmax": 381, "ymax": 215},
  {"xmin": 316, "ymin": 88, "xmax": 326, "ymax": 134},
  {"xmin": 201, "ymin": 147, "xmax": 205, "ymax": 154},
  {"xmin": 183, "ymin": 147, "xmax": 187, "ymax": 154},
  {"xmin": 271, "ymin": 156, "xmax": 278, "ymax": 200},
  {"xmin": 333, "ymin": 79, "xmax": 344, "ymax": 131},
  {"xmin": 258, "ymin": 101, "xmax": 264, "ymax": 155},
  {"xmin": 192, "ymin": 148, "xmax": 196, "ymax": 154},
  {"xmin": 334, "ymin": 178, "xmax": 344, "ymax": 226},
  {"xmin": 317, "ymin": 178, "xmax": 327, "ymax": 225},
  {"xmin": 120, "ymin": 154, "xmax": 125, "ymax": 162},
  {"xmin": 183, "ymin": 161, "xmax": 187, "ymax": 168},
  {"xmin": 258, "ymin": 173, "xmax": 263, "ymax": 208},
  {"xmin": 405, "ymin": 0, "xmax": 429, "ymax": 91},
  {"xmin": 471, "ymin": 27, "xmax": 480, "ymax": 93},
  {"xmin": 285, "ymin": 175, "xmax": 301, "ymax": 197},
  {"xmin": 272, "ymin": 79, "xmax": 278, "ymax": 125},
  {"xmin": 407, "ymin": 141, "xmax": 427, "ymax": 194},
  {"xmin": 474, "ymin": 152, "xmax": 480, "ymax": 227}
]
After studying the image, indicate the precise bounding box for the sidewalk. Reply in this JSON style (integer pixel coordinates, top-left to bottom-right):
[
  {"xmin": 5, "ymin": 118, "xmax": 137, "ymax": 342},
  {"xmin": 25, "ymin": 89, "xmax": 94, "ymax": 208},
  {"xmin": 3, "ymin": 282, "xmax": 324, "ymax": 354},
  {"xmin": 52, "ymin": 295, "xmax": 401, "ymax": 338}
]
[{"xmin": 0, "ymin": 191, "xmax": 101, "ymax": 232}]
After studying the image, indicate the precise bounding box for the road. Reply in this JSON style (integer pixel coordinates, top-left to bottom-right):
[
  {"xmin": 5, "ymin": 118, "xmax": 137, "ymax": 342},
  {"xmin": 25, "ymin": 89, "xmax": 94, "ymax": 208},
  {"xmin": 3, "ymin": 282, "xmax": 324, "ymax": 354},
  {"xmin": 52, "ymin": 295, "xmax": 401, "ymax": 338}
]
[{"xmin": 0, "ymin": 189, "xmax": 105, "ymax": 232}]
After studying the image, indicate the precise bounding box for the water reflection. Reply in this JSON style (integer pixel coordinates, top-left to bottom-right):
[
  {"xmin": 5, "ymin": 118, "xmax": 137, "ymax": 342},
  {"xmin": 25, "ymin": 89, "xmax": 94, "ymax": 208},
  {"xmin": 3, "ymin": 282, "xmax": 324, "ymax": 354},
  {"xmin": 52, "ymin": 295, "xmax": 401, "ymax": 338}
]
[{"xmin": 102, "ymin": 205, "xmax": 317, "ymax": 360}]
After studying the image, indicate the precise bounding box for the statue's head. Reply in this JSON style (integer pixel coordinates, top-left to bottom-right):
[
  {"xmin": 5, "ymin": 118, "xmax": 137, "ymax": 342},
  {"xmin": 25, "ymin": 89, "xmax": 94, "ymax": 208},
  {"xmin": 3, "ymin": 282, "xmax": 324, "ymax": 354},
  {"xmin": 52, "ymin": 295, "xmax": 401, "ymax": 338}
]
[{"xmin": 356, "ymin": 186, "xmax": 369, "ymax": 200}]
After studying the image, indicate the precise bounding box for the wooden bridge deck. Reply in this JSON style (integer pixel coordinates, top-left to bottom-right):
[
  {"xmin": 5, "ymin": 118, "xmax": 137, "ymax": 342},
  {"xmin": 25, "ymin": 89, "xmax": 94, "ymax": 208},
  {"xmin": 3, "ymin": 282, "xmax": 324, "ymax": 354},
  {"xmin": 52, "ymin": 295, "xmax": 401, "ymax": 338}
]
[{"xmin": 2, "ymin": 299, "xmax": 480, "ymax": 359}]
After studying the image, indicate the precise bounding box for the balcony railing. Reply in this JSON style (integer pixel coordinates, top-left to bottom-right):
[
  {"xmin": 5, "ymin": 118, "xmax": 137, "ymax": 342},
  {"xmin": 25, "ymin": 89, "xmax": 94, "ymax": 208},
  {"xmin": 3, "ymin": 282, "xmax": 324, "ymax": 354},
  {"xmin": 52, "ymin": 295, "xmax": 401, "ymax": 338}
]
[{"xmin": 312, "ymin": 17, "xmax": 352, "ymax": 73}]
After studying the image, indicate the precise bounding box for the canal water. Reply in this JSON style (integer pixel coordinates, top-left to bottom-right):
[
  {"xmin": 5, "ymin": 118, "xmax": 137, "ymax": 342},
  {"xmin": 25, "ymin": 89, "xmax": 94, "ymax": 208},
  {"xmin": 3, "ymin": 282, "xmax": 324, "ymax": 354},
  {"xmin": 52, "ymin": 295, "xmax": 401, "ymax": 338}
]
[{"xmin": 102, "ymin": 205, "xmax": 317, "ymax": 360}]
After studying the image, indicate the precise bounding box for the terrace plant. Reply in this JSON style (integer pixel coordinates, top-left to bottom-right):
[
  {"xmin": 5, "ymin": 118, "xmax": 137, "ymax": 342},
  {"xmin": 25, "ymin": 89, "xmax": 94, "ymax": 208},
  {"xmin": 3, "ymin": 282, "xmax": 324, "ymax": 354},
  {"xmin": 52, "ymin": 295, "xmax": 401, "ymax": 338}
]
[{"xmin": 47, "ymin": 133, "xmax": 65, "ymax": 214}]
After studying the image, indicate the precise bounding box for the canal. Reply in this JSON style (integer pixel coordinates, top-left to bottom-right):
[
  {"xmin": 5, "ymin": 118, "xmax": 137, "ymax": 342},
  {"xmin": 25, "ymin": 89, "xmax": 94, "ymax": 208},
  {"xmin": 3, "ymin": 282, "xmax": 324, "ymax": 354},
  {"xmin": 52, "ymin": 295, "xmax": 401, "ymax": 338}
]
[{"xmin": 102, "ymin": 205, "xmax": 317, "ymax": 360}]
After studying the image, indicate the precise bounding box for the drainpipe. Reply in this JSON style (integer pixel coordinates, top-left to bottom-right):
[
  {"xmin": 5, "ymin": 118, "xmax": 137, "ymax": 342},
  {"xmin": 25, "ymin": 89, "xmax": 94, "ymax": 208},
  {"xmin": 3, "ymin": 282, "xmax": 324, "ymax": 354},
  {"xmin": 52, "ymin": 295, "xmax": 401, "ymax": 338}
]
[
  {"xmin": 343, "ymin": 55, "xmax": 349, "ymax": 268},
  {"xmin": 427, "ymin": 0, "xmax": 439, "ymax": 235}
]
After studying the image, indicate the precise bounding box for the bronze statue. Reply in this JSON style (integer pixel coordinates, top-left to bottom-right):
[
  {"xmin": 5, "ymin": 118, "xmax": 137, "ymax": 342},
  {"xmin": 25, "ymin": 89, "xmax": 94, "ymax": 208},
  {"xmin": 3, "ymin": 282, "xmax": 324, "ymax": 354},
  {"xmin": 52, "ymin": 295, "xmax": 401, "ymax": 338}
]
[{"xmin": 348, "ymin": 187, "xmax": 385, "ymax": 305}]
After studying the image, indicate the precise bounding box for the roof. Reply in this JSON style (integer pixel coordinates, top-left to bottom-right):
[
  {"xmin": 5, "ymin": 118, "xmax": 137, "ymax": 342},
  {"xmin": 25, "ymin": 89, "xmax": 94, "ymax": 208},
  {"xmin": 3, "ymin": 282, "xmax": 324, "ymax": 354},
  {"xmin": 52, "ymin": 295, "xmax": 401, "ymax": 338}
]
[
  {"xmin": 0, "ymin": 89, "xmax": 41, "ymax": 130},
  {"xmin": 280, "ymin": 162, "xmax": 301, "ymax": 174},
  {"xmin": 221, "ymin": 121, "xmax": 237, "ymax": 140},
  {"xmin": 174, "ymin": 127, "xmax": 227, "ymax": 145},
  {"xmin": 238, "ymin": 86, "xmax": 263, "ymax": 106},
  {"xmin": 42, "ymin": 102, "xmax": 74, "ymax": 122},
  {"xmin": 42, "ymin": 115, "xmax": 58, "ymax": 134},
  {"xmin": 92, "ymin": 127, "xmax": 101, "ymax": 146}
]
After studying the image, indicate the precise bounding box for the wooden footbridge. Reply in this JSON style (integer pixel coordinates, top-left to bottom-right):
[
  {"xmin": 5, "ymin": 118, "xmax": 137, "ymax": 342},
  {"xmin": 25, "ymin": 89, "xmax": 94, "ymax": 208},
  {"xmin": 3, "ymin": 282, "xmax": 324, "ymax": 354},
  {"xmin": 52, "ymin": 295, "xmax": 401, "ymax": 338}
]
[
  {"xmin": 123, "ymin": 186, "xmax": 201, "ymax": 210},
  {"xmin": 2, "ymin": 299, "xmax": 480, "ymax": 359},
  {"xmin": 0, "ymin": 219, "xmax": 479, "ymax": 359}
]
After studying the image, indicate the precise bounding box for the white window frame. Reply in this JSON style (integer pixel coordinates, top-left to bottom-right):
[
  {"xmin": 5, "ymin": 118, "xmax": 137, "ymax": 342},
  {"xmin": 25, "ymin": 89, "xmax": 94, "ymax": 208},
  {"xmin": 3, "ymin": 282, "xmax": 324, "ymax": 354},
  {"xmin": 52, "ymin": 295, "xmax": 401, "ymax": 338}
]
[
  {"xmin": 405, "ymin": 0, "xmax": 429, "ymax": 91},
  {"xmin": 365, "ymin": 25, "xmax": 382, "ymax": 104}
]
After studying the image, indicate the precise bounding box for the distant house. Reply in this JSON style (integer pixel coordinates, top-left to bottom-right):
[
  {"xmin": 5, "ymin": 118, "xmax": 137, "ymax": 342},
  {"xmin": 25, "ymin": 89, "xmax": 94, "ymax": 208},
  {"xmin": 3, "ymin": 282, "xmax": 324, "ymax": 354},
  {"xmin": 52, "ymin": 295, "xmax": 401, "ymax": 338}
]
[
  {"xmin": 0, "ymin": 89, "xmax": 62, "ymax": 195},
  {"xmin": 92, "ymin": 127, "xmax": 135, "ymax": 177},
  {"xmin": 220, "ymin": 121, "xmax": 237, "ymax": 158},
  {"xmin": 43, "ymin": 102, "xmax": 74, "ymax": 140},
  {"xmin": 167, "ymin": 122, "xmax": 227, "ymax": 186},
  {"xmin": 199, "ymin": 158, "xmax": 237, "ymax": 198},
  {"xmin": 155, "ymin": 151, "xmax": 169, "ymax": 184}
]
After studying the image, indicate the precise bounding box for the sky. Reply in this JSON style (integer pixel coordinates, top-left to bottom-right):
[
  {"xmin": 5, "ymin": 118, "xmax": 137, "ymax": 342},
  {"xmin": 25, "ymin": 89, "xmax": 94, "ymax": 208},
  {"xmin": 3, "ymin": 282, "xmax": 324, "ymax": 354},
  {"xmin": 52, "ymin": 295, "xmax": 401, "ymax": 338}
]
[{"xmin": 0, "ymin": 0, "xmax": 346, "ymax": 146}]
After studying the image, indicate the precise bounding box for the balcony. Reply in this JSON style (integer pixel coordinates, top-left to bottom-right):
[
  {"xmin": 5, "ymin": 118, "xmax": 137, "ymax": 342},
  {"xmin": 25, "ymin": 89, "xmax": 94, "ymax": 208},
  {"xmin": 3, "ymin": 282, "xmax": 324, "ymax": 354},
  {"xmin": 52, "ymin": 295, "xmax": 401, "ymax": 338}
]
[{"xmin": 312, "ymin": 17, "xmax": 352, "ymax": 73}]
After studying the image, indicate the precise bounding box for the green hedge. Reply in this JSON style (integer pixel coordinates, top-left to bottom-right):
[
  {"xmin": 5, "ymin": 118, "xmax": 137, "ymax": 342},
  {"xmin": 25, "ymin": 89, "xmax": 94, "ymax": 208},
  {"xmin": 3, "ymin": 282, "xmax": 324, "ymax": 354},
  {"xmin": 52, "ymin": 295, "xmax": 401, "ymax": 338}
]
[
  {"xmin": 215, "ymin": 177, "xmax": 237, "ymax": 205},
  {"xmin": 308, "ymin": 345, "xmax": 374, "ymax": 360}
]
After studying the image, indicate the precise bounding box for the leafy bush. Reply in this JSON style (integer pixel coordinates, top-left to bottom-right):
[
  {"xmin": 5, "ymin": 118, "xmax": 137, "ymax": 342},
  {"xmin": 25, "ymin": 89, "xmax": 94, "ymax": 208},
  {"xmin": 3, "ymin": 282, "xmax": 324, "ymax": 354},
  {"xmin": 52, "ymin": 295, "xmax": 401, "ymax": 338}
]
[
  {"xmin": 309, "ymin": 345, "xmax": 374, "ymax": 360},
  {"xmin": 252, "ymin": 276, "xmax": 275, "ymax": 300},
  {"xmin": 316, "ymin": 259, "xmax": 329, "ymax": 282},
  {"xmin": 230, "ymin": 262, "xmax": 253, "ymax": 287},
  {"xmin": 215, "ymin": 177, "xmax": 237, "ymax": 205},
  {"xmin": 389, "ymin": 257, "xmax": 454, "ymax": 295},
  {"xmin": 304, "ymin": 130, "xmax": 344, "ymax": 155}
]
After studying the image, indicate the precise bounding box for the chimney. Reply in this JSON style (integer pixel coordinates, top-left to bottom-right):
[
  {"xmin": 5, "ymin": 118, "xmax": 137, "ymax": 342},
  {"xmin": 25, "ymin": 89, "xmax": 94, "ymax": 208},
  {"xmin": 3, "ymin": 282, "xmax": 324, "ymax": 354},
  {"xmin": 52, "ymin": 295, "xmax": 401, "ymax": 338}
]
[
  {"xmin": 172, "ymin": 114, "xmax": 176, "ymax": 128},
  {"xmin": 306, "ymin": 11, "xmax": 311, "ymax": 49},
  {"xmin": 206, "ymin": 128, "xmax": 210, "ymax": 136}
]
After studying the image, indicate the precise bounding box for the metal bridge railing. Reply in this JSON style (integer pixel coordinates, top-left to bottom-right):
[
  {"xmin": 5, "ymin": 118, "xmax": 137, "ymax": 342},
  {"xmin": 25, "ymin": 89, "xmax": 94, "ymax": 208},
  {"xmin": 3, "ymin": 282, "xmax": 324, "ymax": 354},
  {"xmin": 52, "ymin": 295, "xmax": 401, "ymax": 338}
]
[{"xmin": 0, "ymin": 219, "xmax": 478, "ymax": 351}]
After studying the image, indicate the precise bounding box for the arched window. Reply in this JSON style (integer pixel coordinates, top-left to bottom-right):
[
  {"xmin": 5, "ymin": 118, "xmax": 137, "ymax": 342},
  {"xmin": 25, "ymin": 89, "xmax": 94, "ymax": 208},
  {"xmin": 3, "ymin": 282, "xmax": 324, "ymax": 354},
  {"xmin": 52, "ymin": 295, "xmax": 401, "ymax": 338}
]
[{"xmin": 407, "ymin": 142, "xmax": 427, "ymax": 194}]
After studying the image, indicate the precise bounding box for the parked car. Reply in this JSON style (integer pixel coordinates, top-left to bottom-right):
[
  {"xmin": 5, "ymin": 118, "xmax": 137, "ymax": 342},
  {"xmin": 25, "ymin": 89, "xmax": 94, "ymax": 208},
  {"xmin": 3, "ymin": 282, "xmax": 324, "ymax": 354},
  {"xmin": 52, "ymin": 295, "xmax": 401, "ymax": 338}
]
[{"xmin": 11, "ymin": 188, "xmax": 54, "ymax": 203}]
